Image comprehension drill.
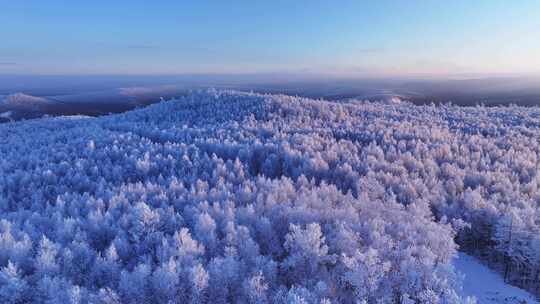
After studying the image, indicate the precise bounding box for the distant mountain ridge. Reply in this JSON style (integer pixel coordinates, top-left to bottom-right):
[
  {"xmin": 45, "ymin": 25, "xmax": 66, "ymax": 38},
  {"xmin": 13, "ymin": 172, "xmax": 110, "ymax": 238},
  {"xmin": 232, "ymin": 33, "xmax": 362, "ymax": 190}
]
[{"xmin": 0, "ymin": 86, "xmax": 190, "ymax": 122}]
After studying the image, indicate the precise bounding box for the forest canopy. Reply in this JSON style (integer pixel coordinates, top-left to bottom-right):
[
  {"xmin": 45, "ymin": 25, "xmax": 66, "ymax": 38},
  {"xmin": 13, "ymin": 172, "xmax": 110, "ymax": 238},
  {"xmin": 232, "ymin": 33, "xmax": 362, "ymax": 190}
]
[{"xmin": 1, "ymin": 90, "xmax": 539, "ymax": 303}]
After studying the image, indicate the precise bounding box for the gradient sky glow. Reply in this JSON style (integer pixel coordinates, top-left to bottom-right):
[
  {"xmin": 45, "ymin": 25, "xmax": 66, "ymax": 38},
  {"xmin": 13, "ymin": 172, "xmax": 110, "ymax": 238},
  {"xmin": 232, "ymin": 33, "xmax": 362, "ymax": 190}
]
[{"xmin": 1, "ymin": 0, "xmax": 539, "ymax": 76}]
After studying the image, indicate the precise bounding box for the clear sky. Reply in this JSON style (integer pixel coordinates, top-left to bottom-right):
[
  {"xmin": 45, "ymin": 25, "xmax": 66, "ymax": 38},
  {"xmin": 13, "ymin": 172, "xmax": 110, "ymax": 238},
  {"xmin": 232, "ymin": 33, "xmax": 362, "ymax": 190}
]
[{"xmin": 1, "ymin": 0, "xmax": 539, "ymax": 76}]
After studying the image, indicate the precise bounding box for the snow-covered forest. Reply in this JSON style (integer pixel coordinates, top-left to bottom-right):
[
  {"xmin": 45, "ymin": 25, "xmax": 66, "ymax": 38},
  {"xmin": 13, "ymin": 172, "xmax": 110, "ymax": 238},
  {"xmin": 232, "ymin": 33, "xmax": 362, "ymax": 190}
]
[{"xmin": 1, "ymin": 90, "xmax": 539, "ymax": 303}]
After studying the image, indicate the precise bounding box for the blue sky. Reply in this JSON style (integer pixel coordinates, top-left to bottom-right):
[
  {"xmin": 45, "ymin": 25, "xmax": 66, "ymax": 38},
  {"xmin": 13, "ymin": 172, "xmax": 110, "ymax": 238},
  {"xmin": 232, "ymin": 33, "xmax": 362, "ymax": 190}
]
[{"xmin": 1, "ymin": 1, "xmax": 539, "ymax": 76}]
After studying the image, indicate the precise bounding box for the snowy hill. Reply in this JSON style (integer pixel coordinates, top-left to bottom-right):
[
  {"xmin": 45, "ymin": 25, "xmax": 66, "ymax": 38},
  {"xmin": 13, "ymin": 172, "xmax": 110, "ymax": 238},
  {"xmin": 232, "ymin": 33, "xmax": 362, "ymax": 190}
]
[
  {"xmin": 0, "ymin": 93, "xmax": 57, "ymax": 122},
  {"xmin": 1, "ymin": 90, "xmax": 540, "ymax": 303},
  {"xmin": 0, "ymin": 85, "xmax": 187, "ymax": 123},
  {"xmin": 0, "ymin": 93, "xmax": 54, "ymax": 110}
]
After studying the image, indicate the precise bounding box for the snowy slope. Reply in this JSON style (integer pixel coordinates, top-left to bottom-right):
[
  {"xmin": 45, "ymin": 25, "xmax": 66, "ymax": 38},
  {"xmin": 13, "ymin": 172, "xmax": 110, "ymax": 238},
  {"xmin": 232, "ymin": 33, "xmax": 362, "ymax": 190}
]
[{"xmin": 455, "ymin": 253, "xmax": 538, "ymax": 303}]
